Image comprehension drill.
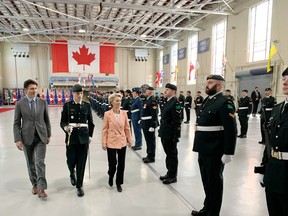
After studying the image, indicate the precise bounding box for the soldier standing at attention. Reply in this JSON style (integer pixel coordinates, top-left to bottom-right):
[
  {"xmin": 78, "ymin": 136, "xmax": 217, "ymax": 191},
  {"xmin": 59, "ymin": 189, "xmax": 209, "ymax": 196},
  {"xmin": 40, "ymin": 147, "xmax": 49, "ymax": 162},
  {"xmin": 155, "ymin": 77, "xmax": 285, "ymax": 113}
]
[
  {"xmin": 141, "ymin": 86, "xmax": 159, "ymax": 163},
  {"xmin": 178, "ymin": 91, "xmax": 185, "ymax": 121},
  {"xmin": 237, "ymin": 89, "xmax": 252, "ymax": 138},
  {"xmin": 264, "ymin": 68, "xmax": 288, "ymax": 216},
  {"xmin": 224, "ymin": 89, "xmax": 235, "ymax": 101},
  {"xmin": 159, "ymin": 83, "xmax": 181, "ymax": 184},
  {"xmin": 194, "ymin": 91, "xmax": 204, "ymax": 117},
  {"xmin": 192, "ymin": 75, "xmax": 237, "ymax": 216},
  {"xmin": 60, "ymin": 84, "xmax": 95, "ymax": 197},
  {"xmin": 131, "ymin": 88, "xmax": 142, "ymax": 150},
  {"xmin": 259, "ymin": 88, "xmax": 276, "ymax": 144},
  {"xmin": 184, "ymin": 91, "xmax": 192, "ymax": 124}
]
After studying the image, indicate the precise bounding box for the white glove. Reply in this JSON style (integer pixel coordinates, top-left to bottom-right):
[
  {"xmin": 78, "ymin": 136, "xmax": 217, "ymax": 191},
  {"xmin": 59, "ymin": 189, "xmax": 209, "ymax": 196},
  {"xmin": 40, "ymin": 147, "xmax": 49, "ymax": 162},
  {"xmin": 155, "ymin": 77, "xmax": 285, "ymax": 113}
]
[
  {"xmin": 221, "ymin": 154, "xmax": 232, "ymax": 164},
  {"xmin": 259, "ymin": 174, "xmax": 264, "ymax": 185},
  {"xmin": 64, "ymin": 125, "xmax": 73, "ymax": 133},
  {"xmin": 148, "ymin": 127, "xmax": 155, "ymax": 132},
  {"xmin": 138, "ymin": 120, "xmax": 141, "ymax": 124},
  {"xmin": 247, "ymin": 114, "xmax": 250, "ymax": 117},
  {"xmin": 89, "ymin": 137, "xmax": 92, "ymax": 144}
]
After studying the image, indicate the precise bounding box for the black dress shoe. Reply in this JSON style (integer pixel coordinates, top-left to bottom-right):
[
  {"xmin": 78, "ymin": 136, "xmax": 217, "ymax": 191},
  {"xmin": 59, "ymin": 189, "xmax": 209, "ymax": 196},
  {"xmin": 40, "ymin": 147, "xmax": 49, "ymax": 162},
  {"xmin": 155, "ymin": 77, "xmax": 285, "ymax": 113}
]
[
  {"xmin": 191, "ymin": 209, "xmax": 208, "ymax": 216},
  {"xmin": 143, "ymin": 158, "xmax": 155, "ymax": 163},
  {"xmin": 159, "ymin": 174, "xmax": 170, "ymax": 181},
  {"xmin": 132, "ymin": 146, "xmax": 142, "ymax": 151},
  {"xmin": 258, "ymin": 141, "xmax": 265, "ymax": 144},
  {"xmin": 184, "ymin": 121, "xmax": 190, "ymax": 124},
  {"xmin": 70, "ymin": 174, "xmax": 76, "ymax": 186},
  {"xmin": 108, "ymin": 177, "xmax": 113, "ymax": 187},
  {"xmin": 117, "ymin": 185, "xmax": 122, "ymax": 192},
  {"xmin": 237, "ymin": 134, "xmax": 242, "ymax": 138},
  {"xmin": 77, "ymin": 187, "xmax": 84, "ymax": 197},
  {"xmin": 163, "ymin": 177, "xmax": 177, "ymax": 184},
  {"xmin": 142, "ymin": 157, "xmax": 147, "ymax": 161}
]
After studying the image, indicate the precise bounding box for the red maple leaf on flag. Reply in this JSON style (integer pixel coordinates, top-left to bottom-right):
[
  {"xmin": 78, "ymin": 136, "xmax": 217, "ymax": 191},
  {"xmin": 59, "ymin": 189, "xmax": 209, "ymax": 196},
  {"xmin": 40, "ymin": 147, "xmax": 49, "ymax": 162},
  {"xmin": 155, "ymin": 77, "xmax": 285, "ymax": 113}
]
[{"xmin": 72, "ymin": 45, "xmax": 96, "ymax": 71}]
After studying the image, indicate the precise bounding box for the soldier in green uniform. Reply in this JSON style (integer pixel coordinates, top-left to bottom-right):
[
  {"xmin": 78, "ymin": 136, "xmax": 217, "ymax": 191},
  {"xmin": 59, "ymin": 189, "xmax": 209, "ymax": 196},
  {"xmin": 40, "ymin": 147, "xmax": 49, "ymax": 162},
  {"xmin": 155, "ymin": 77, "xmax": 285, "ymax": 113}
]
[
  {"xmin": 264, "ymin": 68, "xmax": 288, "ymax": 216},
  {"xmin": 60, "ymin": 84, "xmax": 95, "ymax": 197},
  {"xmin": 159, "ymin": 83, "xmax": 181, "ymax": 184},
  {"xmin": 192, "ymin": 75, "xmax": 237, "ymax": 216},
  {"xmin": 237, "ymin": 89, "xmax": 252, "ymax": 138},
  {"xmin": 259, "ymin": 88, "xmax": 277, "ymax": 144}
]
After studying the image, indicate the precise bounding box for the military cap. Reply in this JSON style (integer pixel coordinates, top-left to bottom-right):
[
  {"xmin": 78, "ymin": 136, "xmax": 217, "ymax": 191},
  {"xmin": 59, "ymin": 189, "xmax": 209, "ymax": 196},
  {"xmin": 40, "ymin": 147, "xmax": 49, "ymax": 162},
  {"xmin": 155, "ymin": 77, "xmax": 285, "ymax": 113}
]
[
  {"xmin": 146, "ymin": 86, "xmax": 155, "ymax": 90},
  {"xmin": 165, "ymin": 83, "xmax": 177, "ymax": 91},
  {"xmin": 206, "ymin": 74, "xmax": 225, "ymax": 81},
  {"xmin": 282, "ymin": 67, "xmax": 288, "ymax": 76},
  {"xmin": 132, "ymin": 87, "xmax": 141, "ymax": 93},
  {"xmin": 265, "ymin": 88, "xmax": 272, "ymax": 91},
  {"xmin": 72, "ymin": 84, "xmax": 83, "ymax": 92}
]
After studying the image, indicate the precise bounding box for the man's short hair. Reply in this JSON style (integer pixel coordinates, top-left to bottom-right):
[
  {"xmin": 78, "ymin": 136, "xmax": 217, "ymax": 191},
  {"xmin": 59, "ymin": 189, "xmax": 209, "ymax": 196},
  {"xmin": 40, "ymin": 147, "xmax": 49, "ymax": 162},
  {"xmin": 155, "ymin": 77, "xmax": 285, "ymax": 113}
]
[
  {"xmin": 242, "ymin": 89, "xmax": 248, "ymax": 93},
  {"xmin": 24, "ymin": 79, "xmax": 38, "ymax": 89},
  {"xmin": 225, "ymin": 89, "xmax": 231, "ymax": 93},
  {"xmin": 187, "ymin": 91, "xmax": 191, "ymax": 94}
]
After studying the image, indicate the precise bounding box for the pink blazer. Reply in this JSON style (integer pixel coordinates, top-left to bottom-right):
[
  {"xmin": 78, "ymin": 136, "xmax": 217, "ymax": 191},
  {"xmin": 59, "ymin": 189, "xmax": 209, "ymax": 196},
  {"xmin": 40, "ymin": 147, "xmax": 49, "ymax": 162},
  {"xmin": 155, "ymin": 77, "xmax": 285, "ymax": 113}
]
[{"xmin": 102, "ymin": 109, "xmax": 132, "ymax": 149}]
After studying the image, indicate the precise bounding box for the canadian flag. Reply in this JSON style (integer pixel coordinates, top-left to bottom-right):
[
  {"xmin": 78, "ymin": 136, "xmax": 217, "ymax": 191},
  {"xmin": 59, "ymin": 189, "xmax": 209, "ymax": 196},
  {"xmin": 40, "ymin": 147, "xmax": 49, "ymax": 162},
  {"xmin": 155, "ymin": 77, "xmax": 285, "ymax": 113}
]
[
  {"xmin": 41, "ymin": 88, "xmax": 45, "ymax": 99},
  {"xmin": 13, "ymin": 90, "xmax": 17, "ymax": 104},
  {"xmin": 50, "ymin": 89, "xmax": 54, "ymax": 105},
  {"xmin": 58, "ymin": 90, "xmax": 62, "ymax": 105},
  {"xmin": 51, "ymin": 40, "xmax": 114, "ymax": 74},
  {"xmin": 65, "ymin": 90, "xmax": 70, "ymax": 102}
]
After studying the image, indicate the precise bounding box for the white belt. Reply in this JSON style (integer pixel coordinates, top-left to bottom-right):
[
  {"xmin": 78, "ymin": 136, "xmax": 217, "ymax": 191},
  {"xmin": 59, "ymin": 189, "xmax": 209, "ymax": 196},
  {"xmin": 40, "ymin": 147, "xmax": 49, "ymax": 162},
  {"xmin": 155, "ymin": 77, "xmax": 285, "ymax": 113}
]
[
  {"xmin": 69, "ymin": 123, "xmax": 88, "ymax": 128},
  {"xmin": 185, "ymin": 102, "xmax": 189, "ymax": 104},
  {"xmin": 196, "ymin": 104, "xmax": 202, "ymax": 106},
  {"xmin": 271, "ymin": 150, "xmax": 288, "ymax": 160},
  {"xmin": 239, "ymin": 107, "xmax": 248, "ymax": 110},
  {"xmin": 195, "ymin": 125, "xmax": 224, "ymax": 131},
  {"xmin": 141, "ymin": 116, "xmax": 152, "ymax": 120},
  {"xmin": 265, "ymin": 108, "xmax": 273, "ymax": 111},
  {"xmin": 131, "ymin": 109, "xmax": 140, "ymax": 113}
]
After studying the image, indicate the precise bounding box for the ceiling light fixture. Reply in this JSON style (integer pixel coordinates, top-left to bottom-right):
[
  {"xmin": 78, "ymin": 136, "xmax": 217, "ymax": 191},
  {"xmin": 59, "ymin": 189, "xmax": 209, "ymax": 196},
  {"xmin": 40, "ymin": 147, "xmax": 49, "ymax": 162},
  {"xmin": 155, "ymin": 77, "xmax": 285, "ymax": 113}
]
[
  {"xmin": 79, "ymin": 29, "xmax": 86, "ymax": 33},
  {"xmin": 23, "ymin": 28, "xmax": 29, "ymax": 31}
]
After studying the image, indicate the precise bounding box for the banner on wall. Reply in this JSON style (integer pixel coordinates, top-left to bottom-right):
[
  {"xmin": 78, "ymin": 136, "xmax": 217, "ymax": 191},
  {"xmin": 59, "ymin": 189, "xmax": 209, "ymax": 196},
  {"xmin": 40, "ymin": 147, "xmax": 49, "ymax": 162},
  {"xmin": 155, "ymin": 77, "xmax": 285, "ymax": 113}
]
[{"xmin": 51, "ymin": 40, "xmax": 115, "ymax": 74}]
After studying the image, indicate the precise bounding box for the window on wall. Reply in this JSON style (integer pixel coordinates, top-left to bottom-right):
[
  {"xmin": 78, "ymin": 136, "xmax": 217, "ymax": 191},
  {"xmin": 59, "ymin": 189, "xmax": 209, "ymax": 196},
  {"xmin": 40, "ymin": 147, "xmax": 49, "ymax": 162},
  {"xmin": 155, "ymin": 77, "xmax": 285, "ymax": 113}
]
[
  {"xmin": 212, "ymin": 19, "xmax": 227, "ymax": 76},
  {"xmin": 187, "ymin": 34, "xmax": 198, "ymax": 85},
  {"xmin": 158, "ymin": 50, "xmax": 164, "ymax": 88},
  {"xmin": 170, "ymin": 43, "xmax": 178, "ymax": 85},
  {"xmin": 248, "ymin": 0, "xmax": 273, "ymax": 62}
]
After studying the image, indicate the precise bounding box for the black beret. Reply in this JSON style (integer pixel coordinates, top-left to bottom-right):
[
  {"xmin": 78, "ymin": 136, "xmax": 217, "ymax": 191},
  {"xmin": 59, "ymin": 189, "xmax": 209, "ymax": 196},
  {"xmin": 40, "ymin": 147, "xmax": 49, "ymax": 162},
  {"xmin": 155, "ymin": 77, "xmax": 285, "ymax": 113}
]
[
  {"xmin": 132, "ymin": 87, "xmax": 141, "ymax": 93},
  {"xmin": 265, "ymin": 88, "xmax": 272, "ymax": 91},
  {"xmin": 282, "ymin": 67, "xmax": 288, "ymax": 76},
  {"xmin": 146, "ymin": 86, "xmax": 155, "ymax": 90},
  {"xmin": 206, "ymin": 75, "xmax": 225, "ymax": 81},
  {"xmin": 72, "ymin": 84, "xmax": 83, "ymax": 92},
  {"xmin": 165, "ymin": 83, "xmax": 177, "ymax": 91}
]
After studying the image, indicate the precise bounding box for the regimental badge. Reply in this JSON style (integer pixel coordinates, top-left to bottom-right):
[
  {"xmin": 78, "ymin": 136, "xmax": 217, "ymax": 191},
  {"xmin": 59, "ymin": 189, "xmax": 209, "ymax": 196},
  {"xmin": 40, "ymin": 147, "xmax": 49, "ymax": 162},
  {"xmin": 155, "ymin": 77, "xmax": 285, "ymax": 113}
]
[
  {"xmin": 152, "ymin": 106, "xmax": 157, "ymax": 109},
  {"xmin": 176, "ymin": 104, "xmax": 181, "ymax": 110}
]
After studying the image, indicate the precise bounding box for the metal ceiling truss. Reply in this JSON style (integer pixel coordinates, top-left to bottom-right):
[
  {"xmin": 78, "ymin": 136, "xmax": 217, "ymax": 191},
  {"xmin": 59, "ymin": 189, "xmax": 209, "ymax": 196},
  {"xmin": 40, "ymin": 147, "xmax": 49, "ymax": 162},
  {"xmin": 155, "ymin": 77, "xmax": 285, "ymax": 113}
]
[{"xmin": 0, "ymin": 0, "xmax": 236, "ymax": 48}]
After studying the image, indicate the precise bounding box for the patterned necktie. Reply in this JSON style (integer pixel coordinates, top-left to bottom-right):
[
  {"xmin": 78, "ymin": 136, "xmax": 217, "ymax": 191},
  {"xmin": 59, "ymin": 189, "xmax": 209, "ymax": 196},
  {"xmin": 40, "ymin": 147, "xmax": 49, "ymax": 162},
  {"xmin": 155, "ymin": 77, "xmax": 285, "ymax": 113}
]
[{"xmin": 30, "ymin": 100, "xmax": 35, "ymax": 116}]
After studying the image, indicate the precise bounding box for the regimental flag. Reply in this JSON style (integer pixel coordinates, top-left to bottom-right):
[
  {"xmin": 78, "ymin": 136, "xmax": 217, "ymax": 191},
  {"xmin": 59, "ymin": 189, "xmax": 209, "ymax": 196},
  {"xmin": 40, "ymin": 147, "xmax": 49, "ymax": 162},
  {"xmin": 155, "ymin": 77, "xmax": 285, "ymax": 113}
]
[
  {"xmin": 65, "ymin": 89, "xmax": 70, "ymax": 102},
  {"xmin": 174, "ymin": 66, "xmax": 179, "ymax": 81},
  {"xmin": 90, "ymin": 74, "xmax": 95, "ymax": 88},
  {"xmin": 46, "ymin": 89, "xmax": 50, "ymax": 105},
  {"xmin": 195, "ymin": 60, "xmax": 200, "ymax": 79},
  {"xmin": 69, "ymin": 88, "xmax": 73, "ymax": 101},
  {"xmin": 17, "ymin": 88, "xmax": 21, "ymax": 101},
  {"xmin": 41, "ymin": 88, "xmax": 45, "ymax": 100},
  {"xmin": 155, "ymin": 71, "xmax": 161, "ymax": 85},
  {"xmin": 267, "ymin": 44, "xmax": 277, "ymax": 73},
  {"xmin": 50, "ymin": 89, "xmax": 54, "ymax": 105},
  {"xmin": 57, "ymin": 89, "xmax": 62, "ymax": 105},
  {"xmin": 188, "ymin": 63, "xmax": 195, "ymax": 80},
  {"xmin": 13, "ymin": 90, "xmax": 17, "ymax": 104},
  {"xmin": 54, "ymin": 89, "xmax": 58, "ymax": 105}
]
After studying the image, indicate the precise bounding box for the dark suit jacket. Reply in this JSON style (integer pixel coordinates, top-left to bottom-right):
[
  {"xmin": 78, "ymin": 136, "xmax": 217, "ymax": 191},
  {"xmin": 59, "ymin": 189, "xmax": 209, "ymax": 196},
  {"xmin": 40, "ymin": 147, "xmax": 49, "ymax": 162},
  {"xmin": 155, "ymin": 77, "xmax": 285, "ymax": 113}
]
[
  {"xmin": 60, "ymin": 101, "xmax": 94, "ymax": 145},
  {"xmin": 193, "ymin": 93, "xmax": 237, "ymax": 155},
  {"xmin": 13, "ymin": 97, "xmax": 51, "ymax": 145},
  {"xmin": 264, "ymin": 102, "xmax": 288, "ymax": 193},
  {"xmin": 251, "ymin": 90, "xmax": 261, "ymax": 103}
]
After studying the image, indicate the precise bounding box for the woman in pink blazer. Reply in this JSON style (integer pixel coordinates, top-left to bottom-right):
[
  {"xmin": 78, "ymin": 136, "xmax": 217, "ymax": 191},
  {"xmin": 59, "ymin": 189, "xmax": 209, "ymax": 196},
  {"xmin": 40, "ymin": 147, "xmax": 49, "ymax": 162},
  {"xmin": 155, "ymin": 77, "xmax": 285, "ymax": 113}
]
[{"xmin": 102, "ymin": 93, "xmax": 132, "ymax": 192}]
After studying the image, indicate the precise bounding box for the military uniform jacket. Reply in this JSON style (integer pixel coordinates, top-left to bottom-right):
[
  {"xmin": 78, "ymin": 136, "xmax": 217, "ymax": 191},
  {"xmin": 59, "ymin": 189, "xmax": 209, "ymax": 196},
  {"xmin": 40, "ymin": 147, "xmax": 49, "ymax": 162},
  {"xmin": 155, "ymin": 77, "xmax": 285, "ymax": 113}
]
[
  {"xmin": 141, "ymin": 96, "xmax": 159, "ymax": 130},
  {"xmin": 60, "ymin": 101, "xmax": 95, "ymax": 145},
  {"xmin": 238, "ymin": 96, "xmax": 252, "ymax": 117},
  {"xmin": 185, "ymin": 95, "xmax": 192, "ymax": 108},
  {"xmin": 159, "ymin": 97, "xmax": 181, "ymax": 140},
  {"xmin": 194, "ymin": 96, "xmax": 204, "ymax": 108},
  {"xmin": 178, "ymin": 95, "xmax": 185, "ymax": 109},
  {"xmin": 131, "ymin": 96, "xmax": 142, "ymax": 121},
  {"xmin": 264, "ymin": 102, "xmax": 288, "ymax": 193},
  {"xmin": 159, "ymin": 96, "xmax": 166, "ymax": 110},
  {"xmin": 260, "ymin": 96, "xmax": 277, "ymax": 121},
  {"xmin": 121, "ymin": 96, "xmax": 133, "ymax": 120},
  {"xmin": 193, "ymin": 93, "xmax": 237, "ymax": 155}
]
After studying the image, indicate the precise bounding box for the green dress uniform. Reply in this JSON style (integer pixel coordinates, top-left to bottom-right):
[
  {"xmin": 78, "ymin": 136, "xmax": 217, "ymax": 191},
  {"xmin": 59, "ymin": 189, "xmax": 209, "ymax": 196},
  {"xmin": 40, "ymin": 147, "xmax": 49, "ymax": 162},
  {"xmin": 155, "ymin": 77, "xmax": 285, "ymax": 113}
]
[
  {"xmin": 194, "ymin": 95, "xmax": 204, "ymax": 117},
  {"xmin": 178, "ymin": 94, "xmax": 185, "ymax": 120},
  {"xmin": 237, "ymin": 96, "xmax": 252, "ymax": 137},
  {"xmin": 60, "ymin": 99, "xmax": 95, "ymax": 191},
  {"xmin": 193, "ymin": 91, "xmax": 237, "ymax": 216}
]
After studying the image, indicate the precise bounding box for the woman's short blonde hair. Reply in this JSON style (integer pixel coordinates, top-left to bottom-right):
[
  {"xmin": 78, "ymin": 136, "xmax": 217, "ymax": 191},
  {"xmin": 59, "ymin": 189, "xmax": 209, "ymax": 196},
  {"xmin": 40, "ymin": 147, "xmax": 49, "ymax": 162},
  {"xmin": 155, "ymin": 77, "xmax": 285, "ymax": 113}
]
[{"xmin": 108, "ymin": 93, "xmax": 122, "ymax": 106}]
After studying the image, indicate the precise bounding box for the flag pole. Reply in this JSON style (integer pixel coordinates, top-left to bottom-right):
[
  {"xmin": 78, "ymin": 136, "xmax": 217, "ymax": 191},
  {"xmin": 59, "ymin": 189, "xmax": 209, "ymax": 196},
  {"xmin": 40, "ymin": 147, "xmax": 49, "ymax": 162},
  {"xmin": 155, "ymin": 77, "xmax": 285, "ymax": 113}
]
[{"xmin": 273, "ymin": 42, "xmax": 285, "ymax": 66}]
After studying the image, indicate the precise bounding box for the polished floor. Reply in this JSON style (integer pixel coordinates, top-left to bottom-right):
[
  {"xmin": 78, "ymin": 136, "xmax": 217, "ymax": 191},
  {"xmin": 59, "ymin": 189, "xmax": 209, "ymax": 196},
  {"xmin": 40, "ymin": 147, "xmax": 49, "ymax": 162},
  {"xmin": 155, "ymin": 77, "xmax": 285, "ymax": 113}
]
[{"xmin": 0, "ymin": 106, "xmax": 268, "ymax": 216}]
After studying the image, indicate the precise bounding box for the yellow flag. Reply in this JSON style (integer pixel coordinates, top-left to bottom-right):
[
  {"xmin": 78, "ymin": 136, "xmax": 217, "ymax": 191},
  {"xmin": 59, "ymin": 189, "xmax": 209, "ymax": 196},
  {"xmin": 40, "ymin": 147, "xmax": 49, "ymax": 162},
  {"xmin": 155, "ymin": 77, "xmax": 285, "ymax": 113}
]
[{"xmin": 267, "ymin": 44, "xmax": 277, "ymax": 73}]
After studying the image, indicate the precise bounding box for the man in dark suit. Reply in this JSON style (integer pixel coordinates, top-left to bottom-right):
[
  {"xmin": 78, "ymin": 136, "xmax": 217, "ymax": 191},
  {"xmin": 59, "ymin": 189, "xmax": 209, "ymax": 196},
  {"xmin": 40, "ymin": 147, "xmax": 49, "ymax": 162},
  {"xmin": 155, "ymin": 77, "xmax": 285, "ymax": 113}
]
[
  {"xmin": 251, "ymin": 86, "xmax": 261, "ymax": 117},
  {"xmin": 141, "ymin": 86, "xmax": 159, "ymax": 163},
  {"xmin": 263, "ymin": 68, "xmax": 288, "ymax": 216},
  {"xmin": 60, "ymin": 84, "xmax": 95, "ymax": 197},
  {"xmin": 192, "ymin": 75, "xmax": 237, "ymax": 216},
  {"xmin": 237, "ymin": 90, "xmax": 252, "ymax": 138},
  {"xmin": 13, "ymin": 79, "xmax": 51, "ymax": 199},
  {"xmin": 159, "ymin": 83, "xmax": 182, "ymax": 184},
  {"xmin": 184, "ymin": 90, "xmax": 192, "ymax": 123}
]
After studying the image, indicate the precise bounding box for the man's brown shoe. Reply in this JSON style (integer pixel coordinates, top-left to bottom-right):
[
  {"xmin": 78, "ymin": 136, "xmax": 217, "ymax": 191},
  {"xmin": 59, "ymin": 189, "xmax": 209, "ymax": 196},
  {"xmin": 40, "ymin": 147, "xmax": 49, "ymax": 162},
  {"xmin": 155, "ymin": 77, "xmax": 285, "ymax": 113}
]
[
  {"xmin": 38, "ymin": 189, "xmax": 48, "ymax": 199},
  {"xmin": 31, "ymin": 186, "xmax": 38, "ymax": 195}
]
